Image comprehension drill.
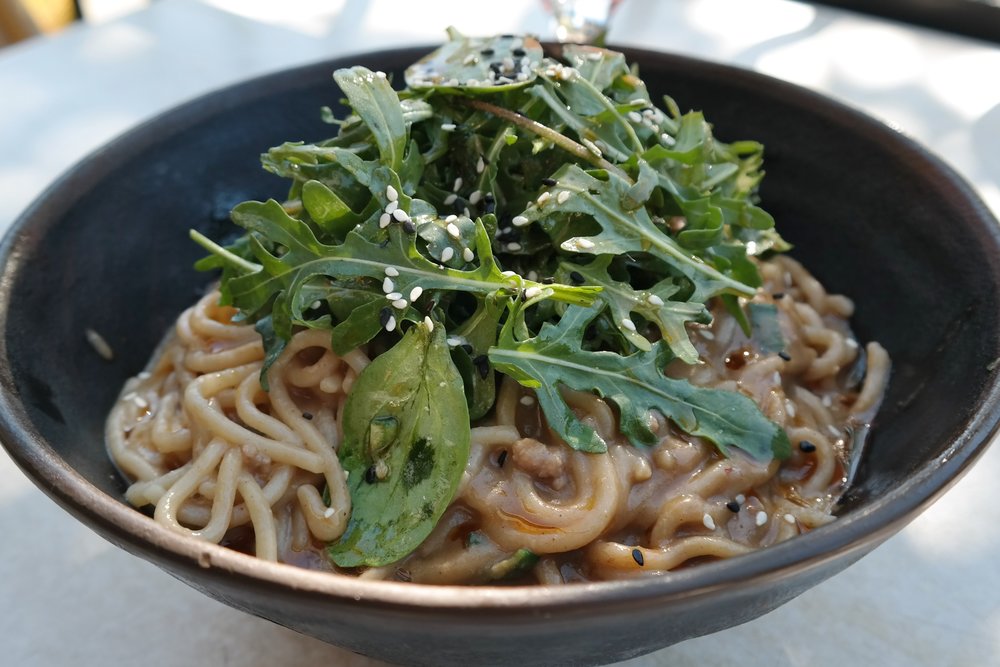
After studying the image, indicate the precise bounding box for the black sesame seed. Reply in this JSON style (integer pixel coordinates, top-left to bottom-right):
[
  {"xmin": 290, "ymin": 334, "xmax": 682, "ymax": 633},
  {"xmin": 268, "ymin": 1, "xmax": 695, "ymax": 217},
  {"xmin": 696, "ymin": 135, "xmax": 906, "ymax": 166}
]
[
  {"xmin": 497, "ymin": 449, "xmax": 508, "ymax": 467},
  {"xmin": 484, "ymin": 201, "xmax": 496, "ymax": 215},
  {"xmin": 726, "ymin": 500, "xmax": 741, "ymax": 513},
  {"xmin": 484, "ymin": 192, "xmax": 495, "ymax": 202},
  {"xmin": 512, "ymin": 47, "xmax": 526, "ymax": 57},
  {"xmin": 480, "ymin": 48, "xmax": 495, "ymax": 56},
  {"xmin": 631, "ymin": 548, "xmax": 645, "ymax": 566},
  {"xmin": 569, "ymin": 271, "xmax": 585, "ymax": 285},
  {"xmin": 460, "ymin": 343, "xmax": 474, "ymax": 355},
  {"xmin": 474, "ymin": 354, "xmax": 490, "ymax": 379},
  {"xmin": 799, "ymin": 440, "xmax": 817, "ymax": 453},
  {"xmin": 364, "ymin": 466, "xmax": 377, "ymax": 484},
  {"xmin": 379, "ymin": 307, "xmax": 392, "ymax": 327},
  {"xmin": 541, "ymin": 177, "xmax": 557, "ymax": 186},
  {"xmin": 500, "ymin": 34, "xmax": 515, "ymax": 39},
  {"xmin": 302, "ymin": 411, "xmax": 314, "ymax": 421},
  {"xmin": 379, "ymin": 238, "xmax": 391, "ymax": 248},
  {"xmin": 395, "ymin": 568, "xmax": 413, "ymax": 582},
  {"xmin": 772, "ymin": 292, "xmax": 785, "ymax": 299},
  {"xmin": 778, "ymin": 351, "xmax": 791, "ymax": 361},
  {"xmin": 542, "ymin": 277, "xmax": 555, "ymax": 285},
  {"xmin": 403, "ymin": 220, "xmax": 416, "ymax": 234}
]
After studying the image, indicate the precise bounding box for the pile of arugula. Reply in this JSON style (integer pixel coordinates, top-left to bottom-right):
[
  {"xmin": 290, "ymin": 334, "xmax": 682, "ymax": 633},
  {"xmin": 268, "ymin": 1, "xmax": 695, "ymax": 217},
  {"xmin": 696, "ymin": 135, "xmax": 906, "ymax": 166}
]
[{"xmin": 194, "ymin": 29, "xmax": 792, "ymax": 569}]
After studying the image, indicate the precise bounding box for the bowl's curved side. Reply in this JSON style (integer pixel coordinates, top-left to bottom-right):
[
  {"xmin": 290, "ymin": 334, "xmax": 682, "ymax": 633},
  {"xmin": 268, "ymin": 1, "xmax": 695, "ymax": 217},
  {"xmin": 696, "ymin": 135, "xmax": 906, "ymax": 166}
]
[{"xmin": 1, "ymin": 45, "xmax": 999, "ymax": 667}]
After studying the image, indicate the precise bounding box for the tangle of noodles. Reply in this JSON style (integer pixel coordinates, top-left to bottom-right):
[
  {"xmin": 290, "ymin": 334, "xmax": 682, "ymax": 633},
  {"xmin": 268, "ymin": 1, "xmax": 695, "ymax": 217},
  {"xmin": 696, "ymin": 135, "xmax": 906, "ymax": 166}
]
[{"xmin": 106, "ymin": 255, "xmax": 889, "ymax": 583}]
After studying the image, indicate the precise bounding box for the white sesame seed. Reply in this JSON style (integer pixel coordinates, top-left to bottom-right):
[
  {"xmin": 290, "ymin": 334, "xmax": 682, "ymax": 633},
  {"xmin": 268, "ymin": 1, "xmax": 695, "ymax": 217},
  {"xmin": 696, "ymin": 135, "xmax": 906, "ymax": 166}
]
[
  {"xmin": 85, "ymin": 328, "xmax": 114, "ymax": 361},
  {"xmin": 386, "ymin": 185, "xmax": 398, "ymax": 202},
  {"xmin": 822, "ymin": 395, "xmax": 833, "ymax": 407},
  {"xmin": 424, "ymin": 316, "xmax": 434, "ymax": 332},
  {"xmin": 323, "ymin": 507, "xmax": 336, "ymax": 518},
  {"xmin": 444, "ymin": 193, "xmax": 458, "ymax": 205},
  {"xmin": 382, "ymin": 277, "xmax": 395, "ymax": 293},
  {"xmin": 392, "ymin": 208, "xmax": 409, "ymax": 222},
  {"xmin": 379, "ymin": 213, "xmax": 391, "ymax": 229},
  {"xmin": 536, "ymin": 191, "xmax": 552, "ymax": 205},
  {"xmin": 447, "ymin": 336, "xmax": 464, "ymax": 347},
  {"xmin": 311, "ymin": 300, "xmax": 322, "ymax": 310},
  {"xmin": 409, "ymin": 286, "xmax": 423, "ymax": 301},
  {"xmin": 846, "ymin": 338, "xmax": 859, "ymax": 349},
  {"xmin": 507, "ymin": 242, "xmax": 522, "ymax": 252},
  {"xmin": 556, "ymin": 190, "xmax": 571, "ymax": 204},
  {"xmin": 527, "ymin": 270, "xmax": 538, "ymax": 282},
  {"xmin": 375, "ymin": 71, "xmax": 387, "ymax": 79},
  {"xmin": 453, "ymin": 177, "xmax": 463, "ymax": 192},
  {"xmin": 783, "ymin": 513, "xmax": 796, "ymax": 525},
  {"xmin": 469, "ymin": 190, "xmax": 482, "ymax": 205},
  {"xmin": 441, "ymin": 247, "xmax": 455, "ymax": 262},
  {"xmin": 661, "ymin": 133, "xmax": 676, "ymax": 146},
  {"xmin": 524, "ymin": 286, "xmax": 542, "ymax": 299},
  {"xmin": 385, "ymin": 200, "xmax": 399, "ymax": 214},
  {"xmin": 622, "ymin": 318, "xmax": 637, "ymax": 332},
  {"xmin": 736, "ymin": 494, "xmax": 746, "ymax": 504},
  {"xmin": 502, "ymin": 57, "xmax": 515, "ymax": 71},
  {"xmin": 827, "ymin": 425, "xmax": 841, "ymax": 438},
  {"xmin": 516, "ymin": 72, "xmax": 527, "ymax": 82},
  {"xmin": 132, "ymin": 395, "xmax": 148, "ymax": 409},
  {"xmin": 384, "ymin": 266, "xmax": 399, "ymax": 277},
  {"xmin": 627, "ymin": 111, "xmax": 642, "ymax": 123},
  {"xmin": 463, "ymin": 207, "xmax": 471, "ymax": 217},
  {"xmin": 577, "ymin": 238, "xmax": 596, "ymax": 249},
  {"xmin": 772, "ymin": 372, "xmax": 781, "ymax": 385},
  {"xmin": 786, "ymin": 400, "xmax": 797, "ymax": 418},
  {"xmin": 463, "ymin": 53, "xmax": 477, "ymax": 66},
  {"xmin": 445, "ymin": 214, "xmax": 458, "ymax": 223},
  {"xmin": 476, "ymin": 156, "xmax": 485, "ymax": 174},
  {"xmin": 520, "ymin": 395, "xmax": 535, "ymax": 406},
  {"xmin": 587, "ymin": 51, "xmax": 602, "ymax": 61},
  {"xmin": 462, "ymin": 247, "xmax": 475, "ymax": 262},
  {"xmin": 756, "ymin": 511, "xmax": 768, "ymax": 527},
  {"xmin": 647, "ymin": 294, "xmax": 664, "ymax": 306},
  {"xmin": 385, "ymin": 292, "xmax": 402, "ymax": 301},
  {"xmin": 702, "ymin": 513, "xmax": 716, "ymax": 530},
  {"xmin": 385, "ymin": 315, "xmax": 396, "ymax": 332},
  {"xmin": 441, "ymin": 122, "xmax": 457, "ymax": 132},
  {"xmin": 501, "ymin": 270, "xmax": 517, "ymax": 278},
  {"xmin": 512, "ymin": 215, "xmax": 530, "ymax": 227},
  {"xmin": 392, "ymin": 299, "xmax": 408, "ymax": 309},
  {"xmin": 447, "ymin": 223, "xmax": 461, "ymax": 238}
]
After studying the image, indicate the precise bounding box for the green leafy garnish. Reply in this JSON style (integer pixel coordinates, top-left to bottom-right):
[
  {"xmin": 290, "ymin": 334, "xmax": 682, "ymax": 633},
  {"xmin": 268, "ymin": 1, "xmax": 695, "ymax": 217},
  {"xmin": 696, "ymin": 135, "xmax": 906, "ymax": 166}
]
[
  {"xmin": 193, "ymin": 29, "xmax": 793, "ymax": 567},
  {"xmin": 329, "ymin": 321, "xmax": 469, "ymax": 567},
  {"xmin": 490, "ymin": 304, "xmax": 790, "ymax": 459}
]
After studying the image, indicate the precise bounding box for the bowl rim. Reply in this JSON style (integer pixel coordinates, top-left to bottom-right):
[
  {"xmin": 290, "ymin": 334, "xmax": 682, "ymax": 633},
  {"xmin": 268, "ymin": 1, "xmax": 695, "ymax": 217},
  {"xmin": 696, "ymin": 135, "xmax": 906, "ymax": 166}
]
[{"xmin": 2, "ymin": 43, "xmax": 999, "ymax": 614}]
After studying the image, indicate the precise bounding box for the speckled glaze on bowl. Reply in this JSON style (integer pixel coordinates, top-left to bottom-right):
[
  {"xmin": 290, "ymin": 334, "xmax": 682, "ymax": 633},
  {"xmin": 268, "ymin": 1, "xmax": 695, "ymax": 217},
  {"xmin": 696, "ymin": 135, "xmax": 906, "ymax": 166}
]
[{"xmin": 1, "ymin": 46, "xmax": 999, "ymax": 667}]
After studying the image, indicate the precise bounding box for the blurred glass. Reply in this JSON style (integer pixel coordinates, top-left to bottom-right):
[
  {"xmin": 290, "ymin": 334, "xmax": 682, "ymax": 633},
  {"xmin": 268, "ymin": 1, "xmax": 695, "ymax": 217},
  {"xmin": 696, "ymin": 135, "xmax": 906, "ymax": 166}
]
[{"xmin": 545, "ymin": 0, "xmax": 619, "ymax": 44}]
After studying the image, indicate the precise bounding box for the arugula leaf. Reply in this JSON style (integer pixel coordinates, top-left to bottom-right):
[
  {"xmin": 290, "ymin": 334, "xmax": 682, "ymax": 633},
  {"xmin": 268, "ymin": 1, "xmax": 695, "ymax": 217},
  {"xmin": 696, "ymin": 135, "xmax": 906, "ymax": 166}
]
[
  {"xmin": 216, "ymin": 199, "xmax": 599, "ymax": 340},
  {"xmin": 330, "ymin": 321, "xmax": 470, "ymax": 567},
  {"xmin": 333, "ymin": 66, "xmax": 407, "ymax": 171},
  {"xmin": 523, "ymin": 164, "xmax": 754, "ymax": 300},
  {"xmin": 489, "ymin": 304, "xmax": 791, "ymax": 460},
  {"xmin": 560, "ymin": 255, "xmax": 707, "ymax": 361}
]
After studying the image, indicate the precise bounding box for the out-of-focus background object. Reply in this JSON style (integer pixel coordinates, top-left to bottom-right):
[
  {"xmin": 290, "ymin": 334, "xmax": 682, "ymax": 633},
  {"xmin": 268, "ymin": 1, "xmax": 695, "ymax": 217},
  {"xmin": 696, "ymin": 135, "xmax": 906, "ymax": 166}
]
[{"xmin": 4, "ymin": 1, "xmax": 1000, "ymax": 48}]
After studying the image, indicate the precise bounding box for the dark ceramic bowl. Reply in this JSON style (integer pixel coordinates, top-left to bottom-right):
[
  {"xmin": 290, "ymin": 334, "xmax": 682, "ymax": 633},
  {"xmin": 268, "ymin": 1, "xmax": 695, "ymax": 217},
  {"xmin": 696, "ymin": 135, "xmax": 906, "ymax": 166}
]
[{"xmin": 1, "ymin": 45, "xmax": 999, "ymax": 667}]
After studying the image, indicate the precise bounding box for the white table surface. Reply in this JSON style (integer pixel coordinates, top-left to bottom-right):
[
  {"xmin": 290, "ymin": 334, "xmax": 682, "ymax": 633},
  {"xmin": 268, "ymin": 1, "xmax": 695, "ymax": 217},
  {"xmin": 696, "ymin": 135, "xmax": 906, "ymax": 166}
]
[{"xmin": 2, "ymin": 1, "xmax": 999, "ymax": 665}]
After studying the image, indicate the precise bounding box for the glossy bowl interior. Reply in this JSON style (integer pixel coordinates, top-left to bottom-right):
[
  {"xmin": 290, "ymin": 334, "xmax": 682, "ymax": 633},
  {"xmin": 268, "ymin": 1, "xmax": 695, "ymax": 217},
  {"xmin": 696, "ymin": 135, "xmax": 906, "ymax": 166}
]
[{"xmin": 2, "ymin": 46, "xmax": 1000, "ymax": 667}]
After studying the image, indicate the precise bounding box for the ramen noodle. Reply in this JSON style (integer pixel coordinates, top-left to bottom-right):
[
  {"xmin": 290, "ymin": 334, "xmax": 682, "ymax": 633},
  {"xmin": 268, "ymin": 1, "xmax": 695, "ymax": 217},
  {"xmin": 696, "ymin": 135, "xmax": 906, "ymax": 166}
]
[{"xmin": 107, "ymin": 253, "xmax": 888, "ymax": 583}]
